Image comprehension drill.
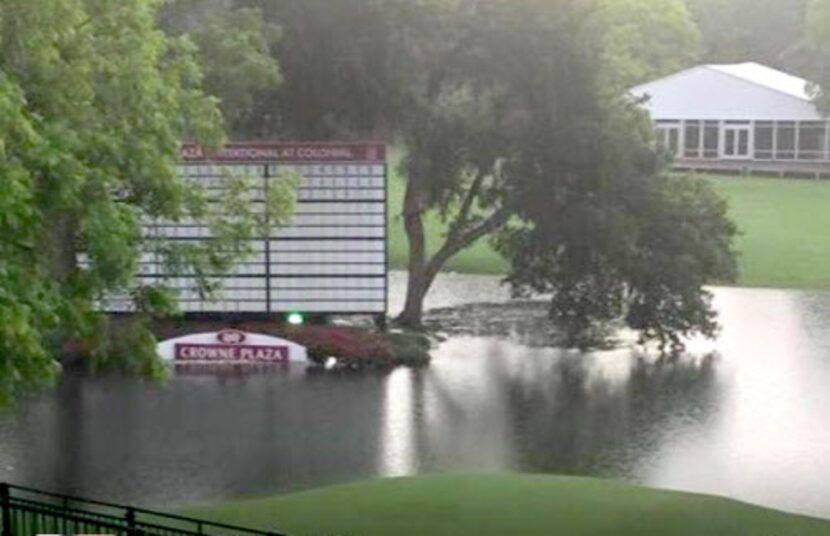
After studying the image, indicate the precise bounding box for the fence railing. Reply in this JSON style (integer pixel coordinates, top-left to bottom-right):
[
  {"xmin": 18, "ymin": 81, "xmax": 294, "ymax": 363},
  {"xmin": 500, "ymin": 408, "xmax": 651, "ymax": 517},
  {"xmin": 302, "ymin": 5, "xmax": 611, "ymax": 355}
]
[{"xmin": 0, "ymin": 483, "xmax": 287, "ymax": 536}]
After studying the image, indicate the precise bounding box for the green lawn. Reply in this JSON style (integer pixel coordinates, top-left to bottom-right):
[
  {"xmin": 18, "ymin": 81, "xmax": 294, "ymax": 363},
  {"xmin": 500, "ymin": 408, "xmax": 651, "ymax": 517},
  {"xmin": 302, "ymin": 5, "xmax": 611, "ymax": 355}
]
[
  {"xmin": 706, "ymin": 176, "xmax": 830, "ymax": 289},
  {"xmin": 387, "ymin": 169, "xmax": 508, "ymax": 275},
  {"xmin": 180, "ymin": 474, "xmax": 830, "ymax": 536},
  {"xmin": 388, "ymin": 172, "xmax": 830, "ymax": 289}
]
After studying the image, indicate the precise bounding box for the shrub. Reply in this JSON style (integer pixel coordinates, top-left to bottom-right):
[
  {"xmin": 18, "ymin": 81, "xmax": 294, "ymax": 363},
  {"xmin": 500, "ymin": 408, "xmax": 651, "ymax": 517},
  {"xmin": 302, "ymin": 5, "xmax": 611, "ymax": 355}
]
[
  {"xmin": 385, "ymin": 332, "xmax": 431, "ymax": 367},
  {"xmin": 281, "ymin": 326, "xmax": 396, "ymax": 369}
]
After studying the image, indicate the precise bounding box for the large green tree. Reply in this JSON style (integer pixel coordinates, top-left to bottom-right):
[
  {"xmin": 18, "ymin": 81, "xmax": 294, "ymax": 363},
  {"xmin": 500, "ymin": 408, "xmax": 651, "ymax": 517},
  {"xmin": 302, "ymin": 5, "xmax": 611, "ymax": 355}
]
[
  {"xmin": 396, "ymin": 0, "xmax": 737, "ymax": 348},
  {"xmin": 595, "ymin": 0, "xmax": 701, "ymax": 88},
  {"xmin": 159, "ymin": 0, "xmax": 283, "ymax": 135},
  {"xmin": 0, "ymin": 0, "xmax": 294, "ymax": 404},
  {"xmin": 685, "ymin": 0, "xmax": 809, "ymax": 68},
  {"xmin": 231, "ymin": 0, "xmax": 457, "ymax": 138},
  {"xmin": 804, "ymin": 0, "xmax": 830, "ymax": 112}
]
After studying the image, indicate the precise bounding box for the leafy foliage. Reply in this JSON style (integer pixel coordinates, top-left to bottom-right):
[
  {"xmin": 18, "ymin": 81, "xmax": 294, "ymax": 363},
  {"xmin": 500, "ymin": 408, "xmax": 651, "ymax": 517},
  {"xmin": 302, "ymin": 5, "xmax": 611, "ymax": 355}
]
[
  {"xmin": 500, "ymin": 174, "xmax": 737, "ymax": 351},
  {"xmin": 0, "ymin": 0, "xmax": 295, "ymax": 403},
  {"xmin": 685, "ymin": 0, "xmax": 809, "ymax": 68},
  {"xmin": 803, "ymin": 0, "xmax": 830, "ymax": 112},
  {"xmin": 221, "ymin": 0, "xmax": 459, "ymax": 138},
  {"xmin": 159, "ymin": 0, "xmax": 283, "ymax": 134},
  {"xmin": 595, "ymin": 0, "xmax": 701, "ymax": 89},
  {"xmin": 495, "ymin": 87, "xmax": 737, "ymax": 350},
  {"xmin": 390, "ymin": 0, "xmax": 738, "ymax": 347}
]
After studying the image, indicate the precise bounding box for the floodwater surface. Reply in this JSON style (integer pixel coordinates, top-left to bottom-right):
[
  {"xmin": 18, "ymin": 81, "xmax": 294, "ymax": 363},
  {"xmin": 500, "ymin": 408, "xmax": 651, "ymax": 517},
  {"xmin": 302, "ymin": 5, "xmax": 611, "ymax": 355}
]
[{"xmin": 0, "ymin": 272, "xmax": 829, "ymax": 519}]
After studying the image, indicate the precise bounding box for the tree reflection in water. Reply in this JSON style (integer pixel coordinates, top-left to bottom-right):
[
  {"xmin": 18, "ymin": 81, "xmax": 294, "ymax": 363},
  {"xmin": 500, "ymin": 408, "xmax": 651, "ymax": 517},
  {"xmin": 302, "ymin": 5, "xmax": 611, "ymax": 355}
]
[
  {"xmin": 504, "ymin": 352, "xmax": 719, "ymax": 478},
  {"xmin": 377, "ymin": 338, "xmax": 720, "ymax": 485}
]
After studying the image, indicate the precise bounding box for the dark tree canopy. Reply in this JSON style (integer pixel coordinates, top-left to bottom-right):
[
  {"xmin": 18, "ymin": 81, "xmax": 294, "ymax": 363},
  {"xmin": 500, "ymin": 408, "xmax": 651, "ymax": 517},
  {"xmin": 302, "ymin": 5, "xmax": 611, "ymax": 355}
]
[
  {"xmin": 597, "ymin": 0, "xmax": 702, "ymax": 88},
  {"xmin": 685, "ymin": 0, "xmax": 809, "ymax": 68},
  {"xmin": 395, "ymin": 0, "xmax": 738, "ymax": 347},
  {"xmin": 230, "ymin": 0, "xmax": 457, "ymax": 139},
  {"xmin": 801, "ymin": 0, "xmax": 830, "ymax": 112},
  {"xmin": 814, "ymin": 1, "xmax": 830, "ymax": 111},
  {"xmin": 158, "ymin": 0, "xmax": 283, "ymax": 135}
]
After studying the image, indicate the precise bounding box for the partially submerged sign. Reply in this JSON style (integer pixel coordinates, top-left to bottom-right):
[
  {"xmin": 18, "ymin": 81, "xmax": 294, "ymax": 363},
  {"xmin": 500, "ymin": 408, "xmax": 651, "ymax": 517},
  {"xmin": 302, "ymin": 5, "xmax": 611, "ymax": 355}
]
[
  {"xmin": 100, "ymin": 141, "xmax": 389, "ymax": 317},
  {"xmin": 157, "ymin": 329, "xmax": 308, "ymax": 364}
]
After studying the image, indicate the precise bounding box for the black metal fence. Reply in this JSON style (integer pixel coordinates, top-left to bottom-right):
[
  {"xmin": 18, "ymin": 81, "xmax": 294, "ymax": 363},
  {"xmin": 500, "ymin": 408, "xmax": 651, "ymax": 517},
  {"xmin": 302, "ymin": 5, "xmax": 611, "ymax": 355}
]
[{"xmin": 0, "ymin": 483, "xmax": 286, "ymax": 536}]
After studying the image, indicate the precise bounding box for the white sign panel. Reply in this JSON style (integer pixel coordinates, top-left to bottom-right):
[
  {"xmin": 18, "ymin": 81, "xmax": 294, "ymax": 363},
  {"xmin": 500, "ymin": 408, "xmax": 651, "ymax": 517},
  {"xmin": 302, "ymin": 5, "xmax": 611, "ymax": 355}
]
[
  {"xmin": 157, "ymin": 329, "xmax": 308, "ymax": 364},
  {"xmin": 101, "ymin": 141, "xmax": 388, "ymax": 316}
]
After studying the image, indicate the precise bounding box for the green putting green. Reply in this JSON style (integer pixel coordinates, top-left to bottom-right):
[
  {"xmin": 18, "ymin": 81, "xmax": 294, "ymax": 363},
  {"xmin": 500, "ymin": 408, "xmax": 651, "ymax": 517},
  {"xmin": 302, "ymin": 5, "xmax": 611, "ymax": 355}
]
[
  {"xmin": 179, "ymin": 474, "xmax": 830, "ymax": 536},
  {"xmin": 387, "ymin": 171, "xmax": 830, "ymax": 290}
]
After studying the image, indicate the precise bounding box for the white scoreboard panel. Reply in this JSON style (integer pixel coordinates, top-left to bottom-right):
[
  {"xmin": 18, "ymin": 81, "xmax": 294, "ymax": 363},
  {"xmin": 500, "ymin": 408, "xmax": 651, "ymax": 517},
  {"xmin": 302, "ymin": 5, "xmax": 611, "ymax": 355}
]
[{"xmin": 109, "ymin": 142, "xmax": 387, "ymax": 316}]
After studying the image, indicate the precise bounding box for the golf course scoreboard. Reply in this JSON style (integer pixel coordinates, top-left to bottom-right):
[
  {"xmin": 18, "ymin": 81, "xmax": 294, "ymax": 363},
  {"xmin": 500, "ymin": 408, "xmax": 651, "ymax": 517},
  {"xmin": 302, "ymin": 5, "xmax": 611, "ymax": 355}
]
[{"xmin": 135, "ymin": 142, "xmax": 387, "ymax": 316}]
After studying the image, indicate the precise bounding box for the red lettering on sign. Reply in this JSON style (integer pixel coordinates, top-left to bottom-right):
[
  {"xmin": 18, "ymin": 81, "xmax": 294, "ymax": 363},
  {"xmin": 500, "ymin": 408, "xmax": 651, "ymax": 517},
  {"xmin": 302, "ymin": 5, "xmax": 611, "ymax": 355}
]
[
  {"xmin": 174, "ymin": 344, "xmax": 289, "ymax": 363},
  {"xmin": 181, "ymin": 142, "xmax": 386, "ymax": 163}
]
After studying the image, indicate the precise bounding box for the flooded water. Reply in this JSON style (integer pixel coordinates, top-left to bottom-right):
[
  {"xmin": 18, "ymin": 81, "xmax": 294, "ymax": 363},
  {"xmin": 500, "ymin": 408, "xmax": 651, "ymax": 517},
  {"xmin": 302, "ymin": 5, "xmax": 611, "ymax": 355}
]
[{"xmin": 1, "ymin": 272, "xmax": 830, "ymax": 519}]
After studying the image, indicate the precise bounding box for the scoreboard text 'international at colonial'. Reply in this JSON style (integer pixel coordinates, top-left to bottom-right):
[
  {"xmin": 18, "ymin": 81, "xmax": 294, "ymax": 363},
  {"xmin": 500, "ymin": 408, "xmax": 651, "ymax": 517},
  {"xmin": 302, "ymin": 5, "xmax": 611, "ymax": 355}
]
[{"xmin": 104, "ymin": 142, "xmax": 388, "ymax": 317}]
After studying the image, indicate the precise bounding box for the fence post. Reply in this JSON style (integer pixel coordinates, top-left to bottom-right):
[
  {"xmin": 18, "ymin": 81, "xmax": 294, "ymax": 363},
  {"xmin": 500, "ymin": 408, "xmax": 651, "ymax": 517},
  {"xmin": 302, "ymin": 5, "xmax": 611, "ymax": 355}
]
[
  {"xmin": 1, "ymin": 483, "xmax": 11, "ymax": 536},
  {"xmin": 126, "ymin": 507, "xmax": 137, "ymax": 536}
]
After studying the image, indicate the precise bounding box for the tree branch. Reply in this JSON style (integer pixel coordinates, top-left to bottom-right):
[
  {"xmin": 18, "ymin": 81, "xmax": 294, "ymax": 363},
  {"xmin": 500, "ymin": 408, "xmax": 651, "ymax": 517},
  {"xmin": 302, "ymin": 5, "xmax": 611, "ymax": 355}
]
[
  {"xmin": 402, "ymin": 177, "xmax": 427, "ymax": 273},
  {"xmin": 426, "ymin": 206, "xmax": 511, "ymax": 281},
  {"xmin": 447, "ymin": 167, "xmax": 488, "ymax": 242}
]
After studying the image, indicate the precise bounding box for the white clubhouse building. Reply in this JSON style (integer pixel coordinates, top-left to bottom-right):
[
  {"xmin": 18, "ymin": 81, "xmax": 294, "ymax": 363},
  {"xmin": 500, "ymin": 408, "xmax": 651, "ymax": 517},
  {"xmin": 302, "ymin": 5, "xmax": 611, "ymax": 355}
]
[{"xmin": 632, "ymin": 62, "xmax": 830, "ymax": 177}]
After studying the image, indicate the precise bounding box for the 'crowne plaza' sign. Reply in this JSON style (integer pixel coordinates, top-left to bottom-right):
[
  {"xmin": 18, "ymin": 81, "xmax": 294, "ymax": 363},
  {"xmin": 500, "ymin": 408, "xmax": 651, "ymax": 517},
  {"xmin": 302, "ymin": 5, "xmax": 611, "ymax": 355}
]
[
  {"xmin": 175, "ymin": 329, "xmax": 289, "ymax": 362},
  {"xmin": 99, "ymin": 141, "xmax": 388, "ymax": 317},
  {"xmin": 157, "ymin": 329, "xmax": 308, "ymax": 364}
]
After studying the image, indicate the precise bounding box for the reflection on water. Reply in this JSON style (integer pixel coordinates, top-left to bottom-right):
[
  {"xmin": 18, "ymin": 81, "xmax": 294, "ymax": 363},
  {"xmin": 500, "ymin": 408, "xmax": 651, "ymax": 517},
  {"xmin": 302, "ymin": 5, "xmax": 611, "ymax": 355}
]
[
  {"xmin": 0, "ymin": 277, "xmax": 829, "ymax": 519},
  {"xmin": 647, "ymin": 288, "xmax": 830, "ymax": 517},
  {"xmin": 380, "ymin": 369, "xmax": 417, "ymax": 477}
]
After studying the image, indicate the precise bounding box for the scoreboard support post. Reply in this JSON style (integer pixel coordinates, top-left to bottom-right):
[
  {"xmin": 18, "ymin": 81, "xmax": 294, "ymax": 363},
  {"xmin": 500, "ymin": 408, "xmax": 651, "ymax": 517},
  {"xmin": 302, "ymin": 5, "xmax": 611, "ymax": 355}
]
[{"xmin": 263, "ymin": 163, "xmax": 273, "ymax": 314}]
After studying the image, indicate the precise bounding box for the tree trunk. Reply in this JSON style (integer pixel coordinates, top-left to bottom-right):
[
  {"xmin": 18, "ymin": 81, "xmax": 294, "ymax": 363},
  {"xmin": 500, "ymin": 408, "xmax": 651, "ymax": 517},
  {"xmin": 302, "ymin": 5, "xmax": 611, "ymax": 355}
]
[
  {"xmin": 395, "ymin": 175, "xmax": 511, "ymax": 327},
  {"xmin": 45, "ymin": 212, "xmax": 78, "ymax": 284},
  {"xmin": 44, "ymin": 212, "xmax": 79, "ymax": 349},
  {"xmin": 398, "ymin": 266, "xmax": 430, "ymax": 328},
  {"xmin": 397, "ymin": 179, "xmax": 430, "ymax": 328}
]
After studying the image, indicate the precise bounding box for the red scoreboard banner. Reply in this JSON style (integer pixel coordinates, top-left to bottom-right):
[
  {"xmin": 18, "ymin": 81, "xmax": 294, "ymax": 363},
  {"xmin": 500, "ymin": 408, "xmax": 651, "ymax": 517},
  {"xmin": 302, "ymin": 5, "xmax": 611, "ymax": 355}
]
[{"xmin": 181, "ymin": 142, "xmax": 386, "ymax": 163}]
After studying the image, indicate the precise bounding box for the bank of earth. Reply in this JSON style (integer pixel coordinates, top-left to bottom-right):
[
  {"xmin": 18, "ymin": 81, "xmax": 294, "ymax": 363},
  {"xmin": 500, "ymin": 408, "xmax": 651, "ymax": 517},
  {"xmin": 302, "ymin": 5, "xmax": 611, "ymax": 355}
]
[{"xmin": 180, "ymin": 474, "xmax": 830, "ymax": 536}]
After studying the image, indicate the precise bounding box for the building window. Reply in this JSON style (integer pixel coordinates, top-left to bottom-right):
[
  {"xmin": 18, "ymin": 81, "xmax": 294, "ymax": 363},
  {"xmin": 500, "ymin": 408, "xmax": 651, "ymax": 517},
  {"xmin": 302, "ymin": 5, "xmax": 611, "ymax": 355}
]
[
  {"xmin": 797, "ymin": 122, "xmax": 826, "ymax": 160},
  {"xmin": 775, "ymin": 122, "xmax": 796, "ymax": 160},
  {"xmin": 703, "ymin": 121, "xmax": 719, "ymax": 159},
  {"xmin": 754, "ymin": 122, "xmax": 774, "ymax": 160},
  {"xmin": 656, "ymin": 124, "xmax": 681, "ymax": 157},
  {"xmin": 665, "ymin": 128, "xmax": 680, "ymax": 156},
  {"xmin": 684, "ymin": 121, "xmax": 701, "ymax": 158}
]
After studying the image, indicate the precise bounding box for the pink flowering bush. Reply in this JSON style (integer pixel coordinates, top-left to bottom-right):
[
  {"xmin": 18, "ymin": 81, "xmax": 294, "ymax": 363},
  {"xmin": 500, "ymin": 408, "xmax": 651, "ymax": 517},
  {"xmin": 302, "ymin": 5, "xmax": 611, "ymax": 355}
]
[{"xmin": 282, "ymin": 326, "xmax": 396, "ymax": 369}]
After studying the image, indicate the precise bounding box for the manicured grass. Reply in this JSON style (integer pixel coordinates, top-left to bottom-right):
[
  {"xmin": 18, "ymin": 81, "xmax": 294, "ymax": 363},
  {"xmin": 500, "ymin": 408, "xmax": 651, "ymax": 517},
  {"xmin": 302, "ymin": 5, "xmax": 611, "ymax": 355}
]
[
  {"xmin": 706, "ymin": 176, "xmax": 830, "ymax": 289},
  {"xmin": 388, "ymin": 170, "xmax": 830, "ymax": 289},
  {"xmin": 387, "ymin": 168, "xmax": 508, "ymax": 275},
  {"xmin": 179, "ymin": 474, "xmax": 830, "ymax": 536}
]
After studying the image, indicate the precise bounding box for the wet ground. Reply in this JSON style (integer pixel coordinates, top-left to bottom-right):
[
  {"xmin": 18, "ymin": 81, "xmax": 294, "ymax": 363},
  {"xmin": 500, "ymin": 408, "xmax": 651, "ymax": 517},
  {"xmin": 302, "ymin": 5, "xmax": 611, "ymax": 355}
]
[{"xmin": 1, "ymin": 272, "xmax": 829, "ymax": 518}]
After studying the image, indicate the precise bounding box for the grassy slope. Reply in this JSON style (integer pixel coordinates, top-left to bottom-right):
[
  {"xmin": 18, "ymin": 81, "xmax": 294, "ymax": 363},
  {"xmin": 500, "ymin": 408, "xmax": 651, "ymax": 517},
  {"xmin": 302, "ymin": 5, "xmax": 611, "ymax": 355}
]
[
  {"xmin": 388, "ymin": 171, "xmax": 830, "ymax": 289},
  {"xmin": 387, "ymin": 168, "xmax": 509, "ymax": 275},
  {"xmin": 180, "ymin": 474, "xmax": 830, "ymax": 536},
  {"xmin": 706, "ymin": 176, "xmax": 830, "ymax": 289}
]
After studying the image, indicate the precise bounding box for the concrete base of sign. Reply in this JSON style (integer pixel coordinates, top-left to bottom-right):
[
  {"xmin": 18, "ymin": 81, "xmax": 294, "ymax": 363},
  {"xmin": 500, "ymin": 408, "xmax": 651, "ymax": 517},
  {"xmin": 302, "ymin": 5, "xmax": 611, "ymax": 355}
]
[{"xmin": 157, "ymin": 330, "xmax": 308, "ymax": 365}]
